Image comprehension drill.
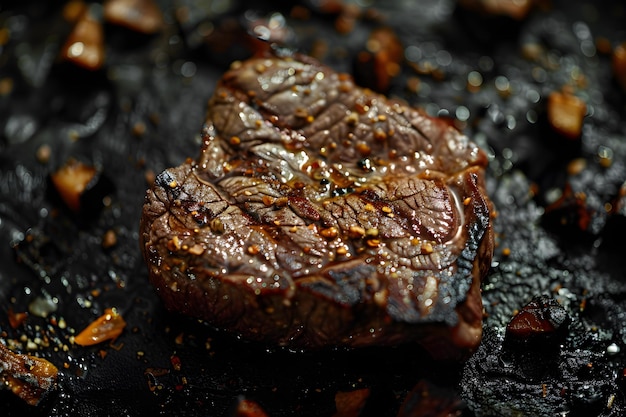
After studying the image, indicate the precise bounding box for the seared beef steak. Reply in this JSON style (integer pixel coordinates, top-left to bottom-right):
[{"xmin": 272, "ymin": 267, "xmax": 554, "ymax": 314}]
[{"xmin": 140, "ymin": 53, "xmax": 494, "ymax": 358}]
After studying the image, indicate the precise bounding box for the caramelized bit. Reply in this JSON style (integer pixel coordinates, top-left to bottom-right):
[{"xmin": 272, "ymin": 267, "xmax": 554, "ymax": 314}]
[
  {"xmin": 355, "ymin": 27, "xmax": 403, "ymax": 92},
  {"xmin": 62, "ymin": 0, "xmax": 88, "ymax": 23},
  {"xmin": 366, "ymin": 238, "xmax": 381, "ymax": 247},
  {"xmin": 294, "ymin": 107, "xmax": 309, "ymax": 119},
  {"xmin": 0, "ymin": 343, "xmax": 58, "ymax": 406},
  {"xmin": 102, "ymin": 229, "xmax": 118, "ymax": 249},
  {"xmin": 547, "ymin": 90, "xmax": 587, "ymax": 140},
  {"xmin": 345, "ymin": 111, "xmax": 359, "ymax": 126},
  {"xmin": 373, "ymin": 127, "xmax": 387, "ymax": 141},
  {"xmin": 334, "ymin": 4, "xmax": 360, "ymax": 35},
  {"xmin": 50, "ymin": 159, "xmax": 97, "ymax": 212},
  {"xmin": 321, "ymin": 226, "xmax": 339, "ymax": 239},
  {"xmin": 7, "ymin": 308, "xmax": 28, "ymax": 329},
  {"xmin": 458, "ymin": 0, "xmax": 536, "ymax": 20},
  {"xmin": 61, "ymin": 6, "xmax": 105, "ymax": 70},
  {"xmin": 274, "ymin": 196, "xmax": 289, "ymax": 207},
  {"xmin": 348, "ymin": 225, "xmax": 366, "ymax": 238},
  {"xmin": 355, "ymin": 142, "xmax": 371, "ymax": 156},
  {"xmin": 104, "ymin": 0, "xmax": 164, "ymax": 34},
  {"xmin": 132, "ymin": 121, "xmax": 147, "ymax": 137},
  {"xmin": 35, "ymin": 145, "xmax": 52, "ymax": 164},
  {"xmin": 262, "ymin": 195, "xmax": 275, "ymax": 206},
  {"xmin": 187, "ymin": 244, "xmax": 205, "ymax": 256},
  {"xmin": 421, "ymin": 242, "xmax": 434, "ymax": 254},
  {"xmin": 166, "ymin": 235, "xmax": 182, "ymax": 251},
  {"xmin": 74, "ymin": 307, "xmax": 127, "ymax": 346},
  {"xmin": 566, "ymin": 158, "xmax": 587, "ymax": 176},
  {"xmin": 234, "ymin": 398, "xmax": 269, "ymax": 417}
]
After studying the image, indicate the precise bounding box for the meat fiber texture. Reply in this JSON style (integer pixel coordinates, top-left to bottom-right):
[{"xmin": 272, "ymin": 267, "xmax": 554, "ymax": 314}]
[{"xmin": 140, "ymin": 52, "xmax": 494, "ymax": 359}]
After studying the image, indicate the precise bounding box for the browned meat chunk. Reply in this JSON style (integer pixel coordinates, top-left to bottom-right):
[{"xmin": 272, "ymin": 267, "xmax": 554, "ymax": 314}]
[
  {"xmin": 0, "ymin": 343, "xmax": 58, "ymax": 406},
  {"xmin": 139, "ymin": 52, "xmax": 494, "ymax": 359}
]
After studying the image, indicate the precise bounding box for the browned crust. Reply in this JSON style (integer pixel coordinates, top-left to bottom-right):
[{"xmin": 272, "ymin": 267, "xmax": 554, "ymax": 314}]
[{"xmin": 140, "ymin": 53, "xmax": 494, "ymax": 358}]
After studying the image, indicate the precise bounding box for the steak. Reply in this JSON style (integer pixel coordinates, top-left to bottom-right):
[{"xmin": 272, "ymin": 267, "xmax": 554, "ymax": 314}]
[{"xmin": 139, "ymin": 52, "xmax": 494, "ymax": 359}]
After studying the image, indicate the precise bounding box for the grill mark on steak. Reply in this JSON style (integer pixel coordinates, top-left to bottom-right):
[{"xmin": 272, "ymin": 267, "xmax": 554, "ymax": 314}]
[{"xmin": 140, "ymin": 52, "xmax": 494, "ymax": 359}]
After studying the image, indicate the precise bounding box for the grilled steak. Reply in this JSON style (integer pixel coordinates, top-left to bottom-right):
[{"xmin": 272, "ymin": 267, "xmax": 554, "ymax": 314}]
[{"xmin": 139, "ymin": 52, "xmax": 494, "ymax": 358}]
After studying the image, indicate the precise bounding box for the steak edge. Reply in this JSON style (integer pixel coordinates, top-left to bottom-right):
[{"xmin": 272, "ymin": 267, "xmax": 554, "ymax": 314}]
[{"xmin": 140, "ymin": 52, "xmax": 494, "ymax": 359}]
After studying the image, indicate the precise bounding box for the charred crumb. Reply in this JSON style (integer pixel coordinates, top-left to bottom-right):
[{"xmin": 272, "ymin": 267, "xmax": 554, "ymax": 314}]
[
  {"xmin": 504, "ymin": 295, "xmax": 570, "ymax": 350},
  {"xmin": 498, "ymin": 296, "xmax": 571, "ymax": 384}
]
